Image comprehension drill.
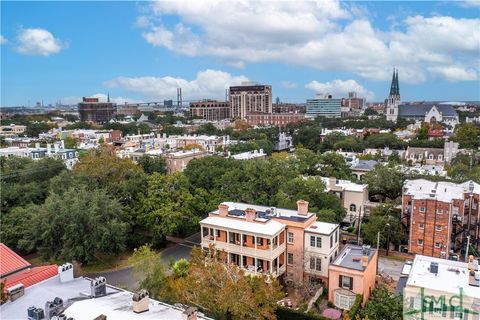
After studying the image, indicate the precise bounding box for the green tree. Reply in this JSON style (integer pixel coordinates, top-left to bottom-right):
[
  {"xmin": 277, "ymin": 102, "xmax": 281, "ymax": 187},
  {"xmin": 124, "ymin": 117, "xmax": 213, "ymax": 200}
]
[
  {"xmin": 318, "ymin": 152, "xmax": 352, "ymax": 179},
  {"xmin": 361, "ymin": 204, "xmax": 403, "ymax": 248},
  {"xmin": 19, "ymin": 186, "xmax": 127, "ymax": 263},
  {"xmin": 25, "ymin": 122, "xmax": 52, "ymax": 137},
  {"xmin": 363, "ymin": 164, "xmax": 405, "ymax": 200},
  {"xmin": 453, "ymin": 123, "xmax": 480, "ymax": 149},
  {"xmin": 137, "ymin": 155, "xmax": 166, "ymax": 175},
  {"xmin": 293, "ymin": 147, "xmax": 320, "ymax": 175},
  {"xmin": 360, "ymin": 286, "xmax": 403, "ymax": 320},
  {"xmin": 132, "ymin": 245, "xmax": 284, "ymax": 320},
  {"xmin": 64, "ymin": 136, "xmax": 77, "ymax": 149}
]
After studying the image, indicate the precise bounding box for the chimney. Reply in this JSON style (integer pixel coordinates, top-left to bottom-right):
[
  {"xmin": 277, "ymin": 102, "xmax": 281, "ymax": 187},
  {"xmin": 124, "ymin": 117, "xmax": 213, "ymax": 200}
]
[
  {"xmin": 296, "ymin": 200, "xmax": 309, "ymax": 216},
  {"xmin": 245, "ymin": 208, "xmax": 256, "ymax": 222},
  {"xmin": 182, "ymin": 307, "xmax": 198, "ymax": 320},
  {"xmin": 132, "ymin": 289, "xmax": 149, "ymax": 313},
  {"xmin": 218, "ymin": 204, "xmax": 229, "ymax": 217},
  {"xmin": 328, "ymin": 177, "xmax": 336, "ymax": 189},
  {"xmin": 362, "ymin": 255, "xmax": 368, "ymax": 268},
  {"xmin": 91, "ymin": 277, "xmax": 107, "ymax": 298},
  {"xmin": 58, "ymin": 263, "xmax": 74, "ymax": 283},
  {"xmin": 7, "ymin": 284, "xmax": 24, "ymax": 302}
]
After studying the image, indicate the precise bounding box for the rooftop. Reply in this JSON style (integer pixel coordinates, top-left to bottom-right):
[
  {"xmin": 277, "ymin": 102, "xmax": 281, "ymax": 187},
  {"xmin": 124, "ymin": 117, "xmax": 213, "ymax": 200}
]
[
  {"xmin": 320, "ymin": 177, "xmax": 367, "ymax": 193},
  {"xmin": 0, "ymin": 274, "xmax": 212, "ymax": 320},
  {"xmin": 350, "ymin": 160, "xmax": 378, "ymax": 171},
  {"xmin": 331, "ymin": 245, "xmax": 377, "ymax": 271},
  {"xmin": 398, "ymin": 104, "xmax": 458, "ymax": 118},
  {"xmin": 403, "ymin": 179, "xmax": 480, "ymax": 202},
  {"xmin": 231, "ymin": 149, "xmax": 266, "ymax": 160},
  {"xmin": 4, "ymin": 265, "xmax": 58, "ymax": 290},
  {"xmin": 201, "ymin": 216, "xmax": 285, "ymax": 237},
  {"xmin": 0, "ymin": 243, "xmax": 31, "ymax": 278},
  {"xmin": 406, "ymin": 255, "xmax": 479, "ymax": 298},
  {"xmin": 211, "ymin": 201, "xmax": 315, "ymax": 222},
  {"xmin": 305, "ymin": 221, "xmax": 338, "ymax": 235}
]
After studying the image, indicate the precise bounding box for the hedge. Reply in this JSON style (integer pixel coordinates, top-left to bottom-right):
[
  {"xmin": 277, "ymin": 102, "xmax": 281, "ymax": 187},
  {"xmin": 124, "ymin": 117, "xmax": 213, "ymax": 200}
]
[{"xmin": 348, "ymin": 294, "xmax": 363, "ymax": 319}]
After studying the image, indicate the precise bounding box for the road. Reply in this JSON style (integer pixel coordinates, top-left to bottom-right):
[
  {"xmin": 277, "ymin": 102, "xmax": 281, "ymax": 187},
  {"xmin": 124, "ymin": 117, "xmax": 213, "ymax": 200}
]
[{"xmin": 86, "ymin": 233, "xmax": 201, "ymax": 291}]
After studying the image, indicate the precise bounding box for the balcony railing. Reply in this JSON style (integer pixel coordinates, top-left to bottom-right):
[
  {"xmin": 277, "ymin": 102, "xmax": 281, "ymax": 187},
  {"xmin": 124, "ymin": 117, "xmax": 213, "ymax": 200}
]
[
  {"xmin": 202, "ymin": 237, "xmax": 286, "ymax": 260},
  {"xmin": 243, "ymin": 264, "xmax": 286, "ymax": 278}
]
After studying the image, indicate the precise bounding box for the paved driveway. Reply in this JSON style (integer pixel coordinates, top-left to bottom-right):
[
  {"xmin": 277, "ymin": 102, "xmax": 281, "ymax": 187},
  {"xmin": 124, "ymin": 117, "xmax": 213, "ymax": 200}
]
[
  {"xmin": 377, "ymin": 256, "xmax": 405, "ymax": 281},
  {"xmin": 87, "ymin": 233, "xmax": 201, "ymax": 291}
]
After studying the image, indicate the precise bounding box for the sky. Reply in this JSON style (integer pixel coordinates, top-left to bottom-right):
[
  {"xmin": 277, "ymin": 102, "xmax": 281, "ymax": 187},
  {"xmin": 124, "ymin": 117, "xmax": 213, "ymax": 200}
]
[{"xmin": 1, "ymin": 0, "xmax": 479, "ymax": 106}]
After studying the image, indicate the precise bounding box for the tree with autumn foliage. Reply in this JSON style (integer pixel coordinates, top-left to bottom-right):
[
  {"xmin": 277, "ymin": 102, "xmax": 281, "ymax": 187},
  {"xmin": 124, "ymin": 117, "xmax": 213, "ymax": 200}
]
[{"xmin": 130, "ymin": 244, "xmax": 285, "ymax": 320}]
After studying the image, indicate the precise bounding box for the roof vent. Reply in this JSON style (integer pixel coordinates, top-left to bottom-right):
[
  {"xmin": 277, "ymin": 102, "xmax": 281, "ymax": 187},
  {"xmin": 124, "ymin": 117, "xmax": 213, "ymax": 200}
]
[
  {"xmin": 91, "ymin": 277, "xmax": 107, "ymax": 298},
  {"xmin": 58, "ymin": 262, "xmax": 74, "ymax": 283},
  {"xmin": 7, "ymin": 283, "xmax": 24, "ymax": 302},
  {"xmin": 430, "ymin": 262, "xmax": 439, "ymax": 274},
  {"xmin": 31, "ymin": 307, "xmax": 45, "ymax": 320},
  {"xmin": 133, "ymin": 289, "xmax": 149, "ymax": 313},
  {"xmin": 45, "ymin": 297, "xmax": 63, "ymax": 319},
  {"xmin": 362, "ymin": 245, "xmax": 371, "ymax": 255}
]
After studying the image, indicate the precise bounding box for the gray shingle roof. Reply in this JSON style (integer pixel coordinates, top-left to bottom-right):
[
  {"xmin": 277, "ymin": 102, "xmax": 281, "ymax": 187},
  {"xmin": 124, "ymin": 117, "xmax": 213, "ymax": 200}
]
[{"xmin": 398, "ymin": 104, "xmax": 458, "ymax": 117}]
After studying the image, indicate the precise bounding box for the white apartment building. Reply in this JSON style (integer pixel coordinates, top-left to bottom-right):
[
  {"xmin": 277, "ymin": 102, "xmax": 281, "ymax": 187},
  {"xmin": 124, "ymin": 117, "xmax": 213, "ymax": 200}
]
[
  {"xmin": 403, "ymin": 255, "xmax": 479, "ymax": 320},
  {"xmin": 200, "ymin": 201, "xmax": 339, "ymax": 284}
]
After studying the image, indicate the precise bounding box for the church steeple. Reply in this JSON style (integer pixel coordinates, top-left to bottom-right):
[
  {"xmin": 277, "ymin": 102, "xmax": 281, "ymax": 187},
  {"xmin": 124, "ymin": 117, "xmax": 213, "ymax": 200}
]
[
  {"xmin": 389, "ymin": 68, "xmax": 396, "ymax": 96},
  {"xmin": 395, "ymin": 69, "xmax": 400, "ymax": 98}
]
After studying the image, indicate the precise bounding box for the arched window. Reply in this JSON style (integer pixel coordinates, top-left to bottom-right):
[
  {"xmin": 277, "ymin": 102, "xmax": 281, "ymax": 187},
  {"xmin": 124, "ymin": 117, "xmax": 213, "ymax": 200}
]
[{"xmin": 349, "ymin": 204, "xmax": 357, "ymax": 212}]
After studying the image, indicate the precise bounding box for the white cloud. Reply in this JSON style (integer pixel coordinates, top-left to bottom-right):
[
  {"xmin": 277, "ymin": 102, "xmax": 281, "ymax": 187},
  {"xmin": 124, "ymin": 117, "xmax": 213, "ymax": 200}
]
[
  {"xmin": 104, "ymin": 69, "xmax": 249, "ymax": 101},
  {"xmin": 428, "ymin": 66, "xmax": 478, "ymax": 82},
  {"xmin": 458, "ymin": 1, "xmax": 480, "ymax": 8},
  {"xmin": 281, "ymin": 81, "xmax": 297, "ymax": 89},
  {"xmin": 138, "ymin": 0, "xmax": 479, "ymax": 83},
  {"xmin": 15, "ymin": 28, "xmax": 66, "ymax": 56},
  {"xmin": 135, "ymin": 15, "xmax": 151, "ymax": 28},
  {"xmin": 60, "ymin": 94, "xmax": 139, "ymax": 105},
  {"xmin": 0, "ymin": 35, "xmax": 7, "ymax": 45},
  {"xmin": 305, "ymin": 79, "xmax": 374, "ymax": 100}
]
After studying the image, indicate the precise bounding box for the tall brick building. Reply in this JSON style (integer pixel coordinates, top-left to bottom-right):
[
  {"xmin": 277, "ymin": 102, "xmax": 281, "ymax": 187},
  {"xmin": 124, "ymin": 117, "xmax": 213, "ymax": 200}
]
[
  {"xmin": 189, "ymin": 100, "xmax": 230, "ymax": 121},
  {"xmin": 402, "ymin": 179, "xmax": 480, "ymax": 259},
  {"xmin": 229, "ymin": 83, "xmax": 272, "ymax": 120}
]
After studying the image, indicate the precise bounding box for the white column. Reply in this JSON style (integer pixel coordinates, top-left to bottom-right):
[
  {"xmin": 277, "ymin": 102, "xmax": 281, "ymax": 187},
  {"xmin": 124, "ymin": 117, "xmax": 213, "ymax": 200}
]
[
  {"xmin": 200, "ymin": 226, "xmax": 204, "ymax": 242},
  {"xmin": 213, "ymin": 228, "xmax": 217, "ymax": 241},
  {"xmin": 255, "ymin": 257, "xmax": 258, "ymax": 274},
  {"xmin": 240, "ymin": 254, "xmax": 244, "ymax": 268},
  {"xmin": 276, "ymin": 258, "xmax": 279, "ymax": 275},
  {"xmin": 269, "ymin": 260, "xmax": 272, "ymax": 274}
]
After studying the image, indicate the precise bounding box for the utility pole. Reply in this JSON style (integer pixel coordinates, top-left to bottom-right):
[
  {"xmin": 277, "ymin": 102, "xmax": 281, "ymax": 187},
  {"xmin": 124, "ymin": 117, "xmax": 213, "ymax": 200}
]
[
  {"xmin": 386, "ymin": 223, "xmax": 391, "ymax": 256},
  {"xmin": 377, "ymin": 231, "xmax": 380, "ymax": 250},
  {"xmin": 465, "ymin": 235, "xmax": 470, "ymax": 262},
  {"xmin": 356, "ymin": 207, "xmax": 362, "ymax": 244}
]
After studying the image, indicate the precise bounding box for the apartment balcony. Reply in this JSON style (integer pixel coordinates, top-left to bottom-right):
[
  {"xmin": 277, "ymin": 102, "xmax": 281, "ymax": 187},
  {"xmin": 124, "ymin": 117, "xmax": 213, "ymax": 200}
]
[
  {"xmin": 243, "ymin": 264, "xmax": 286, "ymax": 278},
  {"xmin": 201, "ymin": 237, "xmax": 286, "ymax": 260}
]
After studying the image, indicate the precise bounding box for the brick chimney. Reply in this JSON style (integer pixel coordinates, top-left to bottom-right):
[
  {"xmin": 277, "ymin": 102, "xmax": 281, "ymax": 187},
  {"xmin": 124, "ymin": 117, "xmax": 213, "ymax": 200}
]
[
  {"xmin": 182, "ymin": 307, "xmax": 198, "ymax": 320},
  {"xmin": 296, "ymin": 200, "xmax": 309, "ymax": 216},
  {"xmin": 218, "ymin": 204, "xmax": 229, "ymax": 217},
  {"xmin": 245, "ymin": 208, "xmax": 256, "ymax": 222},
  {"xmin": 362, "ymin": 255, "xmax": 368, "ymax": 268}
]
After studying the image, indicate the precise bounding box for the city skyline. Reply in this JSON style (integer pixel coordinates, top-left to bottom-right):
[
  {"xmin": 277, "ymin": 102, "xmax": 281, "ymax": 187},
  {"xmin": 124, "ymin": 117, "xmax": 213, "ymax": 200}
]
[{"xmin": 1, "ymin": 0, "xmax": 479, "ymax": 106}]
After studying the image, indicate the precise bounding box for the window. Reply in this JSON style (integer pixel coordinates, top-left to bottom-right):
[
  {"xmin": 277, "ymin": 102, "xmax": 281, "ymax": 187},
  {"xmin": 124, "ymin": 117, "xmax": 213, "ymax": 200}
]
[
  {"xmin": 349, "ymin": 204, "xmax": 356, "ymax": 212},
  {"xmin": 436, "ymin": 208, "xmax": 443, "ymax": 214},
  {"xmin": 310, "ymin": 257, "xmax": 322, "ymax": 271},
  {"xmin": 435, "ymin": 242, "xmax": 442, "ymax": 249},
  {"xmin": 418, "ymin": 239, "xmax": 424, "ymax": 246},
  {"xmin": 418, "ymin": 223, "xmax": 424, "ymax": 230},
  {"xmin": 216, "ymin": 229, "xmax": 221, "ymax": 237},
  {"xmin": 340, "ymin": 275, "xmax": 353, "ymax": 290},
  {"xmin": 316, "ymin": 237, "xmax": 322, "ymax": 248},
  {"xmin": 310, "ymin": 236, "xmax": 315, "ymax": 247},
  {"xmin": 435, "ymin": 225, "xmax": 442, "ymax": 232},
  {"xmin": 256, "ymin": 237, "xmax": 263, "ymax": 246},
  {"xmin": 419, "ymin": 207, "xmax": 426, "ymax": 213},
  {"xmin": 310, "ymin": 257, "xmax": 315, "ymax": 270},
  {"xmin": 330, "ymin": 235, "xmax": 333, "ymax": 248},
  {"xmin": 287, "ymin": 253, "xmax": 294, "ymax": 265},
  {"xmin": 287, "ymin": 232, "xmax": 294, "ymax": 244},
  {"xmin": 335, "ymin": 230, "xmax": 338, "ymax": 243}
]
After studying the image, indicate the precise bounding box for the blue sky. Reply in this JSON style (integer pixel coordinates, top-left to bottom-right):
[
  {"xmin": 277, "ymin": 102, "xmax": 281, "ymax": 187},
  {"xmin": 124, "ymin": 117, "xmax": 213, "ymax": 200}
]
[{"xmin": 1, "ymin": 1, "xmax": 479, "ymax": 106}]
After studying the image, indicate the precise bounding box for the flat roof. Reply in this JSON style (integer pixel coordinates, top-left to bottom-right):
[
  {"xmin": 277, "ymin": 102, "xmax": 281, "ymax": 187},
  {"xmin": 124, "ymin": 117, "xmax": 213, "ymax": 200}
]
[
  {"xmin": 320, "ymin": 177, "xmax": 367, "ymax": 192},
  {"xmin": 331, "ymin": 245, "xmax": 376, "ymax": 271},
  {"xmin": 0, "ymin": 275, "xmax": 212, "ymax": 320},
  {"xmin": 305, "ymin": 221, "xmax": 338, "ymax": 235},
  {"xmin": 201, "ymin": 216, "xmax": 285, "ymax": 237},
  {"xmin": 406, "ymin": 255, "xmax": 479, "ymax": 297},
  {"xmin": 210, "ymin": 201, "xmax": 315, "ymax": 222},
  {"xmin": 63, "ymin": 291, "xmax": 211, "ymax": 320},
  {"xmin": 403, "ymin": 179, "xmax": 480, "ymax": 202}
]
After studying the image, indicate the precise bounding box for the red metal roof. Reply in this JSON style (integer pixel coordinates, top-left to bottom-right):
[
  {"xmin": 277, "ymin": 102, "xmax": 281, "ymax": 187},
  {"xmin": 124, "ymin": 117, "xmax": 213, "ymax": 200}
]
[
  {"xmin": 0, "ymin": 243, "xmax": 31, "ymax": 278},
  {"xmin": 4, "ymin": 265, "xmax": 58, "ymax": 290}
]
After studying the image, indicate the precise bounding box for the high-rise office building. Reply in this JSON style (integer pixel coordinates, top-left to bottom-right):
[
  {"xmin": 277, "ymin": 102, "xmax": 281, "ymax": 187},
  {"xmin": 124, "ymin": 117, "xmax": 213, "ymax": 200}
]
[
  {"xmin": 306, "ymin": 94, "xmax": 342, "ymax": 118},
  {"xmin": 78, "ymin": 97, "xmax": 116, "ymax": 123},
  {"xmin": 229, "ymin": 82, "xmax": 272, "ymax": 120}
]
